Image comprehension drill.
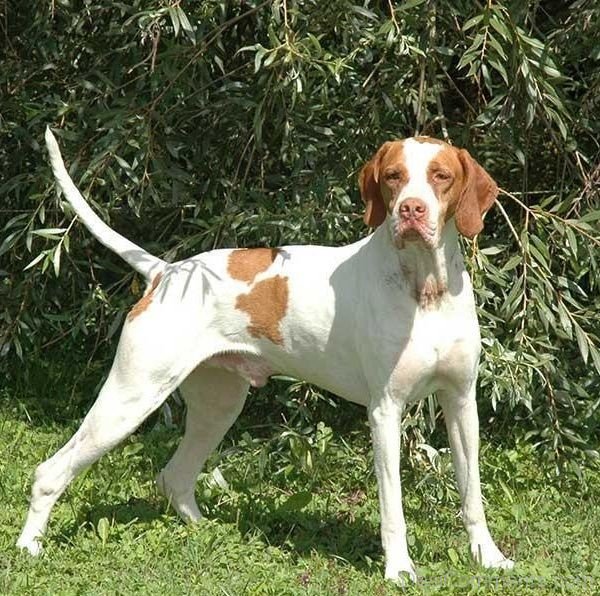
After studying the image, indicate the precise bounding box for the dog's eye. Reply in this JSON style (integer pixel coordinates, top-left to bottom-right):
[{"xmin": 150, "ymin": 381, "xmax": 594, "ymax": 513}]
[
  {"xmin": 432, "ymin": 170, "xmax": 452, "ymax": 183},
  {"xmin": 385, "ymin": 170, "xmax": 403, "ymax": 182}
]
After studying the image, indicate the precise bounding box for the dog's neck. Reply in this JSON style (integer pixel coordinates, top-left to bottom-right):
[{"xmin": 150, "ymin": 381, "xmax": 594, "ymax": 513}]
[{"xmin": 372, "ymin": 220, "xmax": 463, "ymax": 308}]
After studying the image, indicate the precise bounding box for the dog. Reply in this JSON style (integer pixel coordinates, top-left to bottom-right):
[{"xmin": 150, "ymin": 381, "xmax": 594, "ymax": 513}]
[{"xmin": 17, "ymin": 128, "xmax": 514, "ymax": 581}]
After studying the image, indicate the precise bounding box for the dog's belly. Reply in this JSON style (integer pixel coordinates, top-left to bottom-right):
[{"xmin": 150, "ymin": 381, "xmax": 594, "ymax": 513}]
[
  {"xmin": 203, "ymin": 353, "xmax": 274, "ymax": 388},
  {"xmin": 203, "ymin": 350, "xmax": 370, "ymax": 405}
]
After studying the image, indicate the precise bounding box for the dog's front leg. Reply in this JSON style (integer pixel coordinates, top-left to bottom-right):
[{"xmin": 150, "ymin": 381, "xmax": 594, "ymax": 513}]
[
  {"xmin": 368, "ymin": 397, "xmax": 416, "ymax": 583},
  {"xmin": 438, "ymin": 385, "xmax": 514, "ymax": 570}
]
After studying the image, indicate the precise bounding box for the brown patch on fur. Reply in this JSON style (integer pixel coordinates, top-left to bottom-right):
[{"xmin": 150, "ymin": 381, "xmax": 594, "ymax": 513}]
[
  {"xmin": 235, "ymin": 275, "xmax": 289, "ymax": 345},
  {"xmin": 426, "ymin": 144, "xmax": 498, "ymax": 238},
  {"xmin": 377, "ymin": 142, "xmax": 409, "ymax": 215},
  {"xmin": 454, "ymin": 149, "xmax": 498, "ymax": 238},
  {"xmin": 426, "ymin": 145, "xmax": 465, "ymax": 228},
  {"xmin": 359, "ymin": 141, "xmax": 408, "ymax": 227},
  {"xmin": 128, "ymin": 273, "xmax": 163, "ymax": 321},
  {"xmin": 419, "ymin": 277, "xmax": 448, "ymax": 309},
  {"xmin": 413, "ymin": 135, "xmax": 446, "ymax": 145},
  {"xmin": 227, "ymin": 248, "xmax": 279, "ymax": 284}
]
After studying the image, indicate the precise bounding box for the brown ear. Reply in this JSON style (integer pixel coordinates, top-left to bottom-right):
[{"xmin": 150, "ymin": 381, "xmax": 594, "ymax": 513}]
[
  {"xmin": 358, "ymin": 142, "xmax": 392, "ymax": 228},
  {"xmin": 455, "ymin": 149, "xmax": 498, "ymax": 238}
]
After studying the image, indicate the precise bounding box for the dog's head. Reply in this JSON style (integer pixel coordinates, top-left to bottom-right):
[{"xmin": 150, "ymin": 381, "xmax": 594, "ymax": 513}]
[{"xmin": 358, "ymin": 137, "xmax": 498, "ymax": 248}]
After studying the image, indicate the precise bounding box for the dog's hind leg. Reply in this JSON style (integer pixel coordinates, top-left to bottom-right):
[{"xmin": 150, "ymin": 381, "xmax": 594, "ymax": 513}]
[
  {"xmin": 156, "ymin": 366, "xmax": 249, "ymax": 522},
  {"xmin": 16, "ymin": 332, "xmax": 192, "ymax": 555}
]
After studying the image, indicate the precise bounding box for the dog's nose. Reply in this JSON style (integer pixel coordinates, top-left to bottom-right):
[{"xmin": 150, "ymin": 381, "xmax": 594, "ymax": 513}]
[{"xmin": 399, "ymin": 198, "xmax": 428, "ymax": 221}]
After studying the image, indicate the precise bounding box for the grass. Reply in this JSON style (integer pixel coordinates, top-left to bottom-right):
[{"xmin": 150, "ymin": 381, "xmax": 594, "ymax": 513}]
[{"xmin": 1, "ymin": 387, "xmax": 599, "ymax": 595}]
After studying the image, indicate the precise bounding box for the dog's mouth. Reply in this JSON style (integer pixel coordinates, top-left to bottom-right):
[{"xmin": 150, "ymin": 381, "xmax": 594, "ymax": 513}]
[{"xmin": 396, "ymin": 221, "xmax": 437, "ymax": 249}]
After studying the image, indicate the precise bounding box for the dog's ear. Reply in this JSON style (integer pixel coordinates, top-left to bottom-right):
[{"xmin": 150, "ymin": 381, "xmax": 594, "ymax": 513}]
[
  {"xmin": 454, "ymin": 149, "xmax": 498, "ymax": 238},
  {"xmin": 358, "ymin": 142, "xmax": 392, "ymax": 228}
]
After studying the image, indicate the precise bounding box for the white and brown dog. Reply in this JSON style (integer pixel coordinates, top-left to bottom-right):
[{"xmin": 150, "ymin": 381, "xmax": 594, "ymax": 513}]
[{"xmin": 17, "ymin": 128, "xmax": 514, "ymax": 581}]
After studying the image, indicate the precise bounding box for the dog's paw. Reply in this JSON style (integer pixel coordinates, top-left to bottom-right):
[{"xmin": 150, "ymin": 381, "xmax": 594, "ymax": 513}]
[
  {"xmin": 155, "ymin": 471, "xmax": 202, "ymax": 523},
  {"xmin": 471, "ymin": 541, "xmax": 514, "ymax": 570},
  {"xmin": 385, "ymin": 559, "xmax": 417, "ymax": 584},
  {"xmin": 487, "ymin": 557, "xmax": 515, "ymax": 570},
  {"xmin": 16, "ymin": 535, "xmax": 43, "ymax": 556},
  {"xmin": 175, "ymin": 500, "xmax": 203, "ymax": 524}
]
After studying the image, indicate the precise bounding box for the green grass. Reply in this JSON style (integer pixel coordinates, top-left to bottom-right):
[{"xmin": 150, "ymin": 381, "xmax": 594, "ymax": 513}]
[{"xmin": 1, "ymin": 397, "xmax": 599, "ymax": 595}]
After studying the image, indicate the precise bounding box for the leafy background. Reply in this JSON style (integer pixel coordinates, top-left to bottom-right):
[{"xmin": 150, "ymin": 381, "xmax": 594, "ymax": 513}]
[{"xmin": 1, "ymin": 0, "xmax": 599, "ymax": 472}]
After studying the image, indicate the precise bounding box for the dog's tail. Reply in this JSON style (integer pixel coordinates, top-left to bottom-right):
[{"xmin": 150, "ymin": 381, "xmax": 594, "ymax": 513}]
[{"xmin": 45, "ymin": 127, "xmax": 165, "ymax": 281}]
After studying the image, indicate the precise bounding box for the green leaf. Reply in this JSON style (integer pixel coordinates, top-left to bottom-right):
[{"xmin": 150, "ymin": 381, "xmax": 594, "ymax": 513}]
[
  {"xmin": 168, "ymin": 6, "xmax": 180, "ymax": 38},
  {"xmin": 590, "ymin": 345, "xmax": 600, "ymax": 375},
  {"xmin": 447, "ymin": 547, "xmax": 460, "ymax": 565},
  {"xmin": 97, "ymin": 517, "xmax": 110, "ymax": 546},
  {"xmin": 396, "ymin": 0, "xmax": 427, "ymax": 11},
  {"xmin": 579, "ymin": 211, "xmax": 600, "ymax": 223},
  {"xmin": 565, "ymin": 226, "xmax": 578, "ymax": 258},
  {"xmin": 480, "ymin": 246, "xmax": 504, "ymax": 255},
  {"xmin": 52, "ymin": 243, "xmax": 61, "ymax": 277},
  {"xmin": 350, "ymin": 6, "xmax": 378, "ymax": 20},
  {"xmin": 279, "ymin": 491, "xmax": 312, "ymax": 513},
  {"xmin": 488, "ymin": 35, "xmax": 508, "ymax": 61},
  {"xmin": 211, "ymin": 467, "xmax": 229, "ymax": 491},
  {"xmin": 556, "ymin": 300, "xmax": 572, "ymax": 338},
  {"xmin": 462, "ymin": 14, "xmax": 483, "ymax": 31},
  {"xmin": 542, "ymin": 63, "xmax": 561, "ymax": 78},
  {"xmin": 23, "ymin": 252, "xmax": 46, "ymax": 271},
  {"xmin": 489, "ymin": 15, "xmax": 511, "ymax": 41},
  {"xmin": 519, "ymin": 30, "xmax": 546, "ymax": 51},
  {"xmin": 0, "ymin": 231, "xmax": 22, "ymax": 257},
  {"xmin": 574, "ymin": 324, "xmax": 589, "ymax": 364},
  {"xmin": 122, "ymin": 442, "xmax": 143, "ymax": 458},
  {"xmin": 529, "ymin": 244, "xmax": 550, "ymax": 272},
  {"xmin": 177, "ymin": 6, "xmax": 196, "ymax": 45},
  {"xmin": 489, "ymin": 58, "xmax": 509, "ymax": 84},
  {"xmin": 31, "ymin": 228, "xmax": 67, "ymax": 238},
  {"xmin": 502, "ymin": 254, "xmax": 523, "ymax": 272},
  {"xmin": 254, "ymin": 46, "xmax": 267, "ymax": 73}
]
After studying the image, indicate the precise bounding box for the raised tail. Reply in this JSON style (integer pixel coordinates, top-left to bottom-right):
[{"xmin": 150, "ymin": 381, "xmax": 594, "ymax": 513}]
[{"xmin": 45, "ymin": 127, "xmax": 165, "ymax": 281}]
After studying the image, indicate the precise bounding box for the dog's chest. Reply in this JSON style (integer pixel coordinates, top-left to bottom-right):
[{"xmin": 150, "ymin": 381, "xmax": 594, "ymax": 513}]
[{"xmin": 387, "ymin": 304, "xmax": 480, "ymax": 400}]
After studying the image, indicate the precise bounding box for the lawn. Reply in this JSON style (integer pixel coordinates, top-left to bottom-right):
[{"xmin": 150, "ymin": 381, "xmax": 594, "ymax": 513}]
[{"xmin": 1, "ymin": 390, "xmax": 599, "ymax": 595}]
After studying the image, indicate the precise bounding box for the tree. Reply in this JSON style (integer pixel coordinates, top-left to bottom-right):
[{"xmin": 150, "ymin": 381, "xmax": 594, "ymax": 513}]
[{"xmin": 1, "ymin": 0, "xmax": 598, "ymax": 469}]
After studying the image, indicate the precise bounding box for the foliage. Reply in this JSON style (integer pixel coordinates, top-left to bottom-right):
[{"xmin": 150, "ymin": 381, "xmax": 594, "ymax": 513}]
[{"xmin": 0, "ymin": 1, "xmax": 599, "ymax": 467}]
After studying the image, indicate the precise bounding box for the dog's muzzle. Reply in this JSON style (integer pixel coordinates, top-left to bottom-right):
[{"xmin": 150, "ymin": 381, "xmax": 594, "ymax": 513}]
[{"xmin": 397, "ymin": 198, "xmax": 437, "ymax": 247}]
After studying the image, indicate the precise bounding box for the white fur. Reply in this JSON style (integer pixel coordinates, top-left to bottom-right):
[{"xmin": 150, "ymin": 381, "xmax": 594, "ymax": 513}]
[{"xmin": 17, "ymin": 129, "xmax": 514, "ymax": 581}]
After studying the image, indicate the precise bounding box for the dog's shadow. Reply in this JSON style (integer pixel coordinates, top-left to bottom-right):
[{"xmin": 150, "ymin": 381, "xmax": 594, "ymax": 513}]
[
  {"xmin": 53, "ymin": 497, "xmax": 163, "ymax": 547},
  {"xmin": 55, "ymin": 491, "xmax": 380, "ymax": 571},
  {"xmin": 212, "ymin": 495, "xmax": 381, "ymax": 570}
]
